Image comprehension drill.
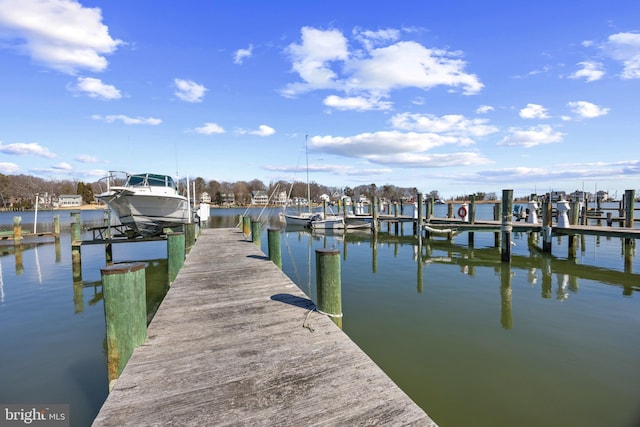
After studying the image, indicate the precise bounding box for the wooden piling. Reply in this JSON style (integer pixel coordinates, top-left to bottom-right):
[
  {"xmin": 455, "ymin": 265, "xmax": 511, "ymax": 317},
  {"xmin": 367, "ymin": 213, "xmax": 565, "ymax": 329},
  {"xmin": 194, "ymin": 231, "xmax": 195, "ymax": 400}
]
[
  {"xmin": 53, "ymin": 214, "xmax": 60, "ymax": 237},
  {"xmin": 267, "ymin": 228, "xmax": 282, "ymax": 269},
  {"xmin": 100, "ymin": 262, "xmax": 147, "ymax": 385},
  {"xmin": 468, "ymin": 195, "xmax": 475, "ymax": 246},
  {"xmin": 242, "ymin": 216, "xmax": 251, "ymax": 238},
  {"xmin": 416, "ymin": 193, "xmax": 424, "ymax": 239},
  {"xmin": 501, "ymin": 189, "xmax": 513, "ymax": 262},
  {"xmin": 568, "ymin": 201, "xmax": 580, "ymax": 257},
  {"xmin": 71, "ymin": 212, "xmax": 82, "ymax": 280},
  {"xmin": 493, "ymin": 202, "xmax": 501, "ymax": 248},
  {"xmin": 185, "ymin": 223, "xmax": 196, "ymax": 253},
  {"xmin": 167, "ymin": 232, "xmax": 185, "ymax": 284},
  {"xmin": 251, "ymin": 221, "xmax": 261, "ymax": 247},
  {"xmin": 315, "ymin": 248, "xmax": 342, "ymax": 329},
  {"xmin": 541, "ymin": 197, "xmax": 553, "ymax": 254},
  {"xmin": 13, "ymin": 216, "xmax": 22, "ymax": 246},
  {"xmin": 371, "ymin": 195, "xmax": 379, "ymax": 232}
]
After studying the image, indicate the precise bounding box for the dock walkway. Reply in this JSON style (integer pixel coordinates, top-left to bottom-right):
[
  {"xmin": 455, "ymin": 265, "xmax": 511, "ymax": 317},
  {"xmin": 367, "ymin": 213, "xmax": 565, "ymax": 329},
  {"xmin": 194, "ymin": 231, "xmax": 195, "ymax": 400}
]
[{"xmin": 92, "ymin": 228, "xmax": 435, "ymax": 426}]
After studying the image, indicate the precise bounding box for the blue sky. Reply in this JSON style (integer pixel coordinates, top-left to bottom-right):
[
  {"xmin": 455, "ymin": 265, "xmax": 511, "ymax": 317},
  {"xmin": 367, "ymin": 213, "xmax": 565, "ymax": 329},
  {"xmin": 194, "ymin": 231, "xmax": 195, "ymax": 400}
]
[{"xmin": 0, "ymin": 0, "xmax": 639, "ymax": 199}]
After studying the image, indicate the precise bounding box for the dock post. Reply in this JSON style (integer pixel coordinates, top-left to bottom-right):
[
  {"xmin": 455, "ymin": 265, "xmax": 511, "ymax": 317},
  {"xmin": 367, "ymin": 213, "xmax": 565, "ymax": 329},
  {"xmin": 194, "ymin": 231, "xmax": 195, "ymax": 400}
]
[
  {"xmin": 242, "ymin": 216, "xmax": 251, "ymax": 239},
  {"xmin": 53, "ymin": 214, "xmax": 60, "ymax": 238},
  {"xmin": 493, "ymin": 202, "xmax": 501, "ymax": 248},
  {"xmin": 13, "ymin": 216, "xmax": 22, "ymax": 246},
  {"xmin": 568, "ymin": 201, "xmax": 580, "ymax": 257},
  {"xmin": 71, "ymin": 212, "xmax": 82, "ymax": 281},
  {"xmin": 501, "ymin": 189, "xmax": 513, "ymax": 262},
  {"xmin": 167, "ymin": 232, "xmax": 185, "ymax": 284},
  {"xmin": 185, "ymin": 223, "xmax": 196, "ymax": 253},
  {"xmin": 100, "ymin": 262, "xmax": 147, "ymax": 386},
  {"xmin": 315, "ymin": 248, "xmax": 342, "ymax": 329},
  {"xmin": 251, "ymin": 221, "xmax": 261, "ymax": 247},
  {"xmin": 541, "ymin": 196, "xmax": 553, "ymax": 254},
  {"xmin": 371, "ymin": 195, "xmax": 379, "ymax": 232},
  {"xmin": 416, "ymin": 193, "xmax": 424, "ymax": 240},
  {"xmin": 267, "ymin": 228, "xmax": 282, "ymax": 269},
  {"xmin": 468, "ymin": 195, "xmax": 475, "ymax": 247},
  {"xmin": 624, "ymin": 190, "xmax": 635, "ymax": 248}
]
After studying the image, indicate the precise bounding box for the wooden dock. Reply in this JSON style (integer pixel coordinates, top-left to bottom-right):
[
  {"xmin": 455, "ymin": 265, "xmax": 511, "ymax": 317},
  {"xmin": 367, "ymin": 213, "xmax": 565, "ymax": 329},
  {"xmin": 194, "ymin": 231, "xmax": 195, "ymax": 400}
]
[{"xmin": 92, "ymin": 228, "xmax": 436, "ymax": 426}]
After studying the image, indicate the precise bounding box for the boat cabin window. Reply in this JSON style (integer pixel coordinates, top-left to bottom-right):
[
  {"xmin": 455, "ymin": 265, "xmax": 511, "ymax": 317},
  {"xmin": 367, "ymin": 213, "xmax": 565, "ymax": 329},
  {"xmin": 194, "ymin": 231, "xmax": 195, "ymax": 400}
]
[{"xmin": 127, "ymin": 173, "xmax": 174, "ymax": 188}]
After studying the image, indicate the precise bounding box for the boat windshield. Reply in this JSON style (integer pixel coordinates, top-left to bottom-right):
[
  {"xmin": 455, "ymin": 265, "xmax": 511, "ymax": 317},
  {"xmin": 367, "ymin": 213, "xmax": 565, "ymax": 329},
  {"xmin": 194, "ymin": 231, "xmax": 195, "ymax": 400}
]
[{"xmin": 127, "ymin": 173, "xmax": 174, "ymax": 188}]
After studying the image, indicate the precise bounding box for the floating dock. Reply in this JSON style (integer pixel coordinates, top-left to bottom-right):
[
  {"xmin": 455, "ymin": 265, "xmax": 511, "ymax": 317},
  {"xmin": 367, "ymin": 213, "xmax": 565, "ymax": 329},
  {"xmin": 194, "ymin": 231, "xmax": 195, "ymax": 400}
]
[{"xmin": 92, "ymin": 228, "xmax": 436, "ymax": 426}]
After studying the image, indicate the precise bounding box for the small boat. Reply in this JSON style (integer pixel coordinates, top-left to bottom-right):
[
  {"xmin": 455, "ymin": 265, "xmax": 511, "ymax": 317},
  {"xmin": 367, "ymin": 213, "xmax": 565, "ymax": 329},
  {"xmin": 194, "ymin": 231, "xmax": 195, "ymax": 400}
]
[
  {"xmin": 96, "ymin": 171, "xmax": 190, "ymax": 237},
  {"xmin": 308, "ymin": 214, "xmax": 372, "ymax": 230}
]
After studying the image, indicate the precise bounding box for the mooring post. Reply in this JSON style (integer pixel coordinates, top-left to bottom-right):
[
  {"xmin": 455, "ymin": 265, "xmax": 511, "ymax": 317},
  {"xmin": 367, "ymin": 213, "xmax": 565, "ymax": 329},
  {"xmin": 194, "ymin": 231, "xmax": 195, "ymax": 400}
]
[
  {"xmin": 251, "ymin": 220, "xmax": 261, "ymax": 248},
  {"xmin": 501, "ymin": 189, "xmax": 513, "ymax": 262},
  {"xmin": 323, "ymin": 199, "xmax": 328, "ymax": 219},
  {"xmin": 100, "ymin": 262, "xmax": 147, "ymax": 386},
  {"xmin": 416, "ymin": 193, "xmax": 424, "ymax": 239},
  {"xmin": 568, "ymin": 201, "xmax": 580, "ymax": 257},
  {"xmin": 371, "ymin": 195, "xmax": 379, "ymax": 232},
  {"xmin": 53, "ymin": 214, "xmax": 60, "ymax": 238},
  {"xmin": 70, "ymin": 211, "xmax": 82, "ymax": 281},
  {"xmin": 493, "ymin": 202, "xmax": 501, "ymax": 248},
  {"xmin": 468, "ymin": 195, "xmax": 476, "ymax": 247},
  {"xmin": 185, "ymin": 223, "xmax": 196, "ymax": 253},
  {"xmin": 167, "ymin": 232, "xmax": 185, "ymax": 284},
  {"xmin": 624, "ymin": 190, "xmax": 635, "ymax": 248},
  {"xmin": 13, "ymin": 216, "xmax": 22, "ymax": 246},
  {"xmin": 242, "ymin": 216, "xmax": 251, "ymax": 239},
  {"xmin": 267, "ymin": 228, "xmax": 282, "ymax": 269},
  {"xmin": 541, "ymin": 195, "xmax": 553, "ymax": 254},
  {"xmin": 315, "ymin": 248, "xmax": 343, "ymax": 329}
]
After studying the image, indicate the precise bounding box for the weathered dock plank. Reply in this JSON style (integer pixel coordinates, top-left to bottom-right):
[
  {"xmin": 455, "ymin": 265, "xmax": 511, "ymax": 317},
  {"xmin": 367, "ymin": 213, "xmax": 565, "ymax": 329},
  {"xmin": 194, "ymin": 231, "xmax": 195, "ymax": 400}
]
[{"xmin": 92, "ymin": 228, "xmax": 436, "ymax": 426}]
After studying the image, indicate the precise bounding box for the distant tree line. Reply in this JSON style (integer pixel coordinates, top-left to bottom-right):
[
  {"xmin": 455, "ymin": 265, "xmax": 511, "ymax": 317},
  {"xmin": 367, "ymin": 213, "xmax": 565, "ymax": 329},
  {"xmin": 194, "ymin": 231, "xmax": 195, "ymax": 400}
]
[{"xmin": 0, "ymin": 172, "xmax": 578, "ymax": 210}]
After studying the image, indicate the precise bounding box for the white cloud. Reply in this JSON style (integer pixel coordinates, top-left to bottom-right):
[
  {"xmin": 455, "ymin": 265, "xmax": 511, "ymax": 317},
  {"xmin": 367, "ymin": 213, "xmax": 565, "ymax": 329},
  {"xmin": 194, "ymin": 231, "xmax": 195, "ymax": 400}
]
[
  {"xmin": 323, "ymin": 95, "xmax": 392, "ymax": 111},
  {"xmin": 391, "ymin": 113, "xmax": 498, "ymax": 140},
  {"xmin": 282, "ymin": 27, "xmax": 349, "ymax": 96},
  {"xmin": 282, "ymin": 26, "xmax": 482, "ymax": 104},
  {"xmin": 234, "ymin": 44, "xmax": 253, "ymax": 64},
  {"xmin": 602, "ymin": 32, "xmax": 640, "ymax": 79},
  {"xmin": 70, "ymin": 77, "xmax": 121, "ymax": 99},
  {"xmin": 0, "ymin": 142, "xmax": 56, "ymax": 158},
  {"xmin": 309, "ymin": 130, "xmax": 491, "ymax": 168},
  {"xmin": 52, "ymin": 162, "xmax": 72, "ymax": 170},
  {"xmin": 567, "ymin": 101, "xmax": 609, "ymax": 118},
  {"xmin": 75, "ymin": 154, "xmax": 97, "ymax": 163},
  {"xmin": 237, "ymin": 125, "xmax": 275, "ymax": 136},
  {"xmin": 497, "ymin": 125, "xmax": 565, "ymax": 148},
  {"xmin": 569, "ymin": 61, "xmax": 605, "ymax": 82},
  {"xmin": 476, "ymin": 105, "xmax": 494, "ymax": 114},
  {"xmin": 174, "ymin": 78, "xmax": 207, "ymax": 103},
  {"xmin": 0, "ymin": 0, "xmax": 122, "ymax": 74},
  {"xmin": 519, "ymin": 103, "xmax": 549, "ymax": 119},
  {"xmin": 0, "ymin": 162, "xmax": 20, "ymax": 174},
  {"xmin": 195, "ymin": 122, "xmax": 225, "ymax": 135},
  {"xmin": 91, "ymin": 114, "xmax": 162, "ymax": 125}
]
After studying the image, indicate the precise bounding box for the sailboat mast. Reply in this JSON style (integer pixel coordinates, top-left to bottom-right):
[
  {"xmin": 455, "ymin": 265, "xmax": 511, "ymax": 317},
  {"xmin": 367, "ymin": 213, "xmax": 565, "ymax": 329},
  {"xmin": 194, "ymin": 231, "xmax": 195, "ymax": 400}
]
[{"xmin": 306, "ymin": 134, "xmax": 311, "ymax": 213}]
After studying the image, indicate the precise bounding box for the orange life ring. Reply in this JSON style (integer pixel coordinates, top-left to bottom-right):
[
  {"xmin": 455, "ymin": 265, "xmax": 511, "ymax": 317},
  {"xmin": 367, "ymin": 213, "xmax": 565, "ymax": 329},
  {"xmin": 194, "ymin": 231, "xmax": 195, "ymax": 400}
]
[{"xmin": 458, "ymin": 206, "xmax": 467, "ymax": 218}]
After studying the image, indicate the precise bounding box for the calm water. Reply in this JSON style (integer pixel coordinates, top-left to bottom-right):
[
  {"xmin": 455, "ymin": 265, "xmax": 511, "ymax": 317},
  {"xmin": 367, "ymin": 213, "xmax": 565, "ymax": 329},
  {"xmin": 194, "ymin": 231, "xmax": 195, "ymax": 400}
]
[{"xmin": 1, "ymin": 206, "xmax": 639, "ymax": 426}]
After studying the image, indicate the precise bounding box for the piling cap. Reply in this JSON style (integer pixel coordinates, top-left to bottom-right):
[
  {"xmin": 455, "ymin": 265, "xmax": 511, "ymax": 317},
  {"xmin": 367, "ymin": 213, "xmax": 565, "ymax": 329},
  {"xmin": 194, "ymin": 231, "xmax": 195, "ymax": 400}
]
[
  {"xmin": 315, "ymin": 248, "xmax": 340, "ymax": 255},
  {"xmin": 100, "ymin": 262, "xmax": 145, "ymax": 275}
]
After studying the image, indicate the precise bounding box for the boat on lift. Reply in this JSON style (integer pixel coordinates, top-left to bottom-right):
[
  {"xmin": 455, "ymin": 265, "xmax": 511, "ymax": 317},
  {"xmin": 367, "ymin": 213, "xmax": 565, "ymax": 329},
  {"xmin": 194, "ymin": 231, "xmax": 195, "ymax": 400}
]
[{"xmin": 96, "ymin": 171, "xmax": 190, "ymax": 237}]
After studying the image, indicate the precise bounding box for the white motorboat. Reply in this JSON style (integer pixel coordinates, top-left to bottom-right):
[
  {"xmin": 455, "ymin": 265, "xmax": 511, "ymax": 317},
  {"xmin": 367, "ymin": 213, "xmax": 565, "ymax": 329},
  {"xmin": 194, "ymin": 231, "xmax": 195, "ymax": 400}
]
[
  {"xmin": 308, "ymin": 214, "xmax": 372, "ymax": 230},
  {"xmin": 97, "ymin": 171, "xmax": 190, "ymax": 237}
]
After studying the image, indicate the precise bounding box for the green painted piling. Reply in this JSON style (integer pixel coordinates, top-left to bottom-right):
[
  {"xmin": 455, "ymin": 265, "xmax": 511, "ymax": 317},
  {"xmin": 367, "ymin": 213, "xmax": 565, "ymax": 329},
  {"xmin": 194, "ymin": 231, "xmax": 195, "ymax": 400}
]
[
  {"xmin": 185, "ymin": 223, "xmax": 196, "ymax": 253},
  {"xmin": 13, "ymin": 216, "xmax": 22, "ymax": 245},
  {"xmin": 251, "ymin": 221, "xmax": 261, "ymax": 247},
  {"xmin": 501, "ymin": 189, "xmax": 513, "ymax": 262},
  {"xmin": 468, "ymin": 195, "xmax": 476, "ymax": 246},
  {"xmin": 100, "ymin": 262, "xmax": 147, "ymax": 385},
  {"xmin": 268, "ymin": 229, "xmax": 282, "ymax": 269},
  {"xmin": 167, "ymin": 232, "xmax": 185, "ymax": 284},
  {"xmin": 242, "ymin": 216, "xmax": 251, "ymax": 238},
  {"xmin": 315, "ymin": 248, "xmax": 342, "ymax": 329},
  {"xmin": 371, "ymin": 195, "xmax": 378, "ymax": 232}
]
